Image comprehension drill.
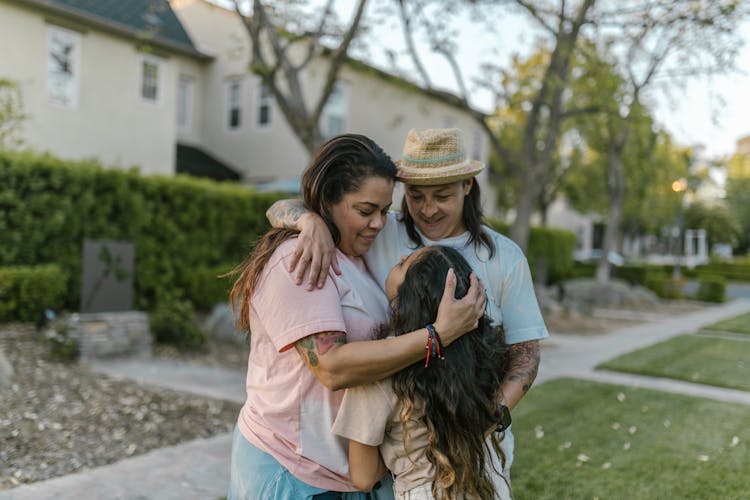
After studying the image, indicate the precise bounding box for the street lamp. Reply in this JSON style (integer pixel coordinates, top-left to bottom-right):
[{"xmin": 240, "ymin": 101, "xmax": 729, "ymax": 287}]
[{"xmin": 671, "ymin": 178, "xmax": 687, "ymax": 279}]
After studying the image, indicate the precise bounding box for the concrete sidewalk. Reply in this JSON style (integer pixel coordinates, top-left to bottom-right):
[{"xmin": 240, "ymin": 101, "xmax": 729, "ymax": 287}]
[{"xmin": 3, "ymin": 299, "xmax": 749, "ymax": 500}]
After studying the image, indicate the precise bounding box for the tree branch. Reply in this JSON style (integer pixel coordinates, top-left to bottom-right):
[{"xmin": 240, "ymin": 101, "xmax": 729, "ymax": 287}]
[{"xmin": 311, "ymin": 0, "xmax": 368, "ymax": 125}]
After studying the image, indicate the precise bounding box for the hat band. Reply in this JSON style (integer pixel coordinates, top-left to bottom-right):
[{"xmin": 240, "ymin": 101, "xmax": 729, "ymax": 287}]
[
  {"xmin": 398, "ymin": 158, "xmax": 477, "ymax": 177},
  {"xmin": 401, "ymin": 152, "xmax": 466, "ymax": 168}
]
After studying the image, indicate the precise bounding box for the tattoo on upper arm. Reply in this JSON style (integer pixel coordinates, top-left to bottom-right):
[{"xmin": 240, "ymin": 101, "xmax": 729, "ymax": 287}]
[
  {"xmin": 267, "ymin": 200, "xmax": 306, "ymax": 229},
  {"xmin": 506, "ymin": 340, "xmax": 541, "ymax": 394},
  {"xmin": 295, "ymin": 331, "xmax": 347, "ymax": 368}
]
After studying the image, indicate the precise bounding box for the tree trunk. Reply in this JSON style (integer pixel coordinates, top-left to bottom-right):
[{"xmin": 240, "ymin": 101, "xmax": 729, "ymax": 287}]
[
  {"xmin": 509, "ymin": 0, "xmax": 596, "ymax": 251},
  {"xmin": 596, "ymin": 129, "xmax": 627, "ymax": 284},
  {"xmin": 510, "ymin": 161, "xmax": 539, "ymax": 250}
]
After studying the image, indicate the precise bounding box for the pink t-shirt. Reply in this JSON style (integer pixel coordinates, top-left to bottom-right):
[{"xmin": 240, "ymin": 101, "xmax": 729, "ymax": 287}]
[{"xmin": 237, "ymin": 238, "xmax": 389, "ymax": 492}]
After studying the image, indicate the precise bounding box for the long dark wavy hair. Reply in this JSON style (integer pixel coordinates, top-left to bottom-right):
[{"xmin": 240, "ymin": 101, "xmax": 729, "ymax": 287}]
[
  {"xmin": 227, "ymin": 134, "xmax": 397, "ymax": 332},
  {"xmin": 400, "ymin": 180, "xmax": 495, "ymax": 258},
  {"xmin": 387, "ymin": 245, "xmax": 509, "ymax": 499}
]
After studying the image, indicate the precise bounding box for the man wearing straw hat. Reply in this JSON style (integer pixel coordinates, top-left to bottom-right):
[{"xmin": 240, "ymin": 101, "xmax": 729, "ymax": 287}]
[{"xmin": 266, "ymin": 128, "xmax": 548, "ymax": 481}]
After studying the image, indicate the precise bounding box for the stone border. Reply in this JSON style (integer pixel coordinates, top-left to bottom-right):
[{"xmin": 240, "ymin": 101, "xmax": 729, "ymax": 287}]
[{"xmin": 66, "ymin": 311, "xmax": 152, "ymax": 360}]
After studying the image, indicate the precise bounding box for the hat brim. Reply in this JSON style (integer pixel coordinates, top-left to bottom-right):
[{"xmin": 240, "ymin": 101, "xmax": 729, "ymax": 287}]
[{"xmin": 396, "ymin": 159, "xmax": 484, "ymax": 186}]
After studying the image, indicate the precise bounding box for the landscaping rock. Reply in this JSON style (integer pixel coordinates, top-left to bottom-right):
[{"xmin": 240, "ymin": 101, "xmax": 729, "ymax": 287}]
[
  {"xmin": 559, "ymin": 278, "xmax": 660, "ymax": 311},
  {"xmin": 0, "ymin": 345, "xmax": 13, "ymax": 385},
  {"xmin": 202, "ymin": 303, "xmax": 245, "ymax": 345},
  {"xmin": 65, "ymin": 311, "xmax": 152, "ymax": 360}
]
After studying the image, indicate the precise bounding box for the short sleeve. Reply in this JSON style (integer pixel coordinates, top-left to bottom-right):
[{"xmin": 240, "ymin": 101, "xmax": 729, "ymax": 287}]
[
  {"xmin": 496, "ymin": 256, "xmax": 549, "ymax": 344},
  {"xmin": 252, "ymin": 240, "xmax": 347, "ymax": 352},
  {"xmin": 332, "ymin": 381, "xmax": 393, "ymax": 446}
]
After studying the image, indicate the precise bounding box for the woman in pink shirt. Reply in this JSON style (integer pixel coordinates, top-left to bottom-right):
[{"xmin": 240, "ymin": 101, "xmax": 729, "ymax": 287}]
[{"xmin": 226, "ymin": 134, "xmax": 486, "ymax": 500}]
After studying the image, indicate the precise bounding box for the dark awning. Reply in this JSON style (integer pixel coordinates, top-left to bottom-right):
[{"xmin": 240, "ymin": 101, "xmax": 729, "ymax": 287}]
[{"xmin": 176, "ymin": 144, "xmax": 241, "ymax": 182}]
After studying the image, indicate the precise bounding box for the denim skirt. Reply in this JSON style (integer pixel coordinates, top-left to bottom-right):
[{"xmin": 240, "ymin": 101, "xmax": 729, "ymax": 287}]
[{"xmin": 227, "ymin": 425, "xmax": 395, "ymax": 500}]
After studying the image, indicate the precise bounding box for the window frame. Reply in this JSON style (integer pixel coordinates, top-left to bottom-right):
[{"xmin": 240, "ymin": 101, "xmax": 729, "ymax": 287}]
[
  {"xmin": 46, "ymin": 25, "xmax": 82, "ymax": 109},
  {"xmin": 225, "ymin": 77, "xmax": 244, "ymax": 132},
  {"xmin": 138, "ymin": 53, "xmax": 165, "ymax": 104},
  {"xmin": 254, "ymin": 78, "xmax": 273, "ymax": 130},
  {"xmin": 176, "ymin": 74, "xmax": 194, "ymax": 134}
]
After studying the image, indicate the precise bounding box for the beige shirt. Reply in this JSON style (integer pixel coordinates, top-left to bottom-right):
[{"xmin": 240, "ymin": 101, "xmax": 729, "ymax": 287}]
[
  {"xmin": 332, "ymin": 378, "xmax": 433, "ymax": 495},
  {"xmin": 333, "ymin": 379, "xmax": 512, "ymax": 499}
]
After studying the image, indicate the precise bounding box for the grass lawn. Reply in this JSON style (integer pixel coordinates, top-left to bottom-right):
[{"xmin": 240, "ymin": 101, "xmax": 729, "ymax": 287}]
[
  {"xmin": 597, "ymin": 334, "xmax": 750, "ymax": 392},
  {"xmin": 703, "ymin": 312, "xmax": 750, "ymax": 335},
  {"xmin": 511, "ymin": 378, "xmax": 749, "ymax": 499}
]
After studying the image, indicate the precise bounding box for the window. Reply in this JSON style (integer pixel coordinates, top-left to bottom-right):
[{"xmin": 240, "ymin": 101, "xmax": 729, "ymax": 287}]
[
  {"xmin": 226, "ymin": 78, "xmax": 243, "ymax": 130},
  {"xmin": 177, "ymin": 75, "xmax": 194, "ymax": 133},
  {"xmin": 255, "ymin": 80, "xmax": 273, "ymax": 128},
  {"xmin": 320, "ymin": 82, "xmax": 348, "ymax": 138},
  {"xmin": 139, "ymin": 54, "xmax": 164, "ymax": 103},
  {"xmin": 47, "ymin": 25, "xmax": 81, "ymax": 108}
]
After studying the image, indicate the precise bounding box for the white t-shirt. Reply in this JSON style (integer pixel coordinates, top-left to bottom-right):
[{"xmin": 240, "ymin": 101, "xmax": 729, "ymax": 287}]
[{"xmin": 365, "ymin": 211, "xmax": 548, "ymax": 345}]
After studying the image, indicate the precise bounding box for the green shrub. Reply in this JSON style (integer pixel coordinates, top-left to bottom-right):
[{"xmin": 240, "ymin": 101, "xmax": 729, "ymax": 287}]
[
  {"xmin": 0, "ymin": 265, "xmax": 68, "ymax": 321},
  {"xmin": 0, "ymin": 150, "xmax": 284, "ymax": 312},
  {"xmin": 695, "ymin": 274, "xmax": 726, "ymax": 303},
  {"xmin": 183, "ymin": 265, "xmax": 234, "ymax": 311},
  {"xmin": 644, "ymin": 273, "xmax": 683, "ymax": 299},
  {"xmin": 694, "ymin": 261, "xmax": 750, "ymax": 283},
  {"xmin": 149, "ymin": 296, "xmax": 206, "ymax": 349},
  {"xmin": 486, "ymin": 221, "xmax": 576, "ymax": 284},
  {"xmin": 42, "ymin": 321, "xmax": 80, "ymax": 362},
  {"xmin": 612, "ymin": 265, "xmax": 652, "ymax": 285},
  {"xmin": 569, "ymin": 262, "xmax": 596, "ymax": 279}
]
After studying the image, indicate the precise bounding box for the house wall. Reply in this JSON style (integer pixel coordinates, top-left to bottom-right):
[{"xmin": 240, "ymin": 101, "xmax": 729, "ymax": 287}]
[
  {"xmin": 0, "ymin": 1, "xmax": 202, "ymax": 175},
  {"xmin": 171, "ymin": 0, "xmax": 309, "ymax": 176}
]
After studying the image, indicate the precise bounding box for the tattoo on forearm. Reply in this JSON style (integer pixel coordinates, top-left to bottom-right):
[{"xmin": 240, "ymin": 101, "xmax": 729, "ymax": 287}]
[
  {"xmin": 296, "ymin": 336, "xmax": 318, "ymax": 366},
  {"xmin": 295, "ymin": 332, "xmax": 346, "ymax": 368},
  {"xmin": 506, "ymin": 340, "xmax": 540, "ymax": 394},
  {"xmin": 267, "ymin": 200, "xmax": 306, "ymax": 229},
  {"xmin": 316, "ymin": 331, "xmax": 347, "ymax": 354}
]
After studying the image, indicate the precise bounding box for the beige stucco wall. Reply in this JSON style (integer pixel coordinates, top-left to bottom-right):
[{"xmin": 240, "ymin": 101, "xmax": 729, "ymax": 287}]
[
  {"xmin": 172, "ymin": 0, "xmax": 310, "ymax": 176},
  {"xmin": 0, "ymin": 1, "xmax": 204, "ymax": 175}
]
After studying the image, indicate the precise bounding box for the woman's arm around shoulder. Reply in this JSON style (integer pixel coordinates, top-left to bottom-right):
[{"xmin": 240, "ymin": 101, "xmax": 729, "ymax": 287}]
[{"xmin": 293, "ymin": 270, "xmax": 487, "ymax": 390}]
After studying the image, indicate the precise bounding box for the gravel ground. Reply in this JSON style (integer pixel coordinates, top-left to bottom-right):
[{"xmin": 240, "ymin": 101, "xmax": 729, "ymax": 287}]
[{"xmin": 0, "ymin": 324, "xmax": 243, "ymax": 491}]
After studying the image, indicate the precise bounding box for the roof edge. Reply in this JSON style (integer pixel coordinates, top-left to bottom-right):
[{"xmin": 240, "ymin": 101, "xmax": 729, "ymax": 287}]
[{"xmin": 12, "ymin": 0, "xmax": 213, "ymax": 60}]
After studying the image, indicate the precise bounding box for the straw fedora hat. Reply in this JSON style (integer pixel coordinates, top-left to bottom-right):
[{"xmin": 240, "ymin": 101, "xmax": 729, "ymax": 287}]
[{"xmin": 396, "ymin": 128, "xmax": 484, "ymax": 185}]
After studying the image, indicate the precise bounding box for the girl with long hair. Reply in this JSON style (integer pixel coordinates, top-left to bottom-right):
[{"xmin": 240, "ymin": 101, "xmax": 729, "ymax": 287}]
[
  {"xmin": 226, "ymin": 135, "xmax": 486, "ymax": 500},
  {"xmin": 333, "ymin": 245, "xmax": 512, "ymax": 500}
]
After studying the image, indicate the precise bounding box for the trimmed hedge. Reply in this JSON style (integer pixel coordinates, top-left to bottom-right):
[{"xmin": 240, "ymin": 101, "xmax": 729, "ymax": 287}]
[
  {"xmin": 0, "ymin": 150, "xmax": 284, "ymax": 312},
  {"xmin": 0, "ymin": 264, "xmax": 68, "ymax": 321},
  {"xmin": 184, "ymin": 264, "xmax": 235, "ymax": 311},
  {"xmin": 644, "ymin": 273, "xmax": 683, "ymax": 299},
  {"xmin": 696, "ymin": 274, "xmax": 726, "ymax": 303},
  {"xmin": 693, "ymin": 260, "xmax": 750, "ymax": 283},
  {"xmin": 487, "ymin": 221, "xmax": 577, "ymax": 285}
]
